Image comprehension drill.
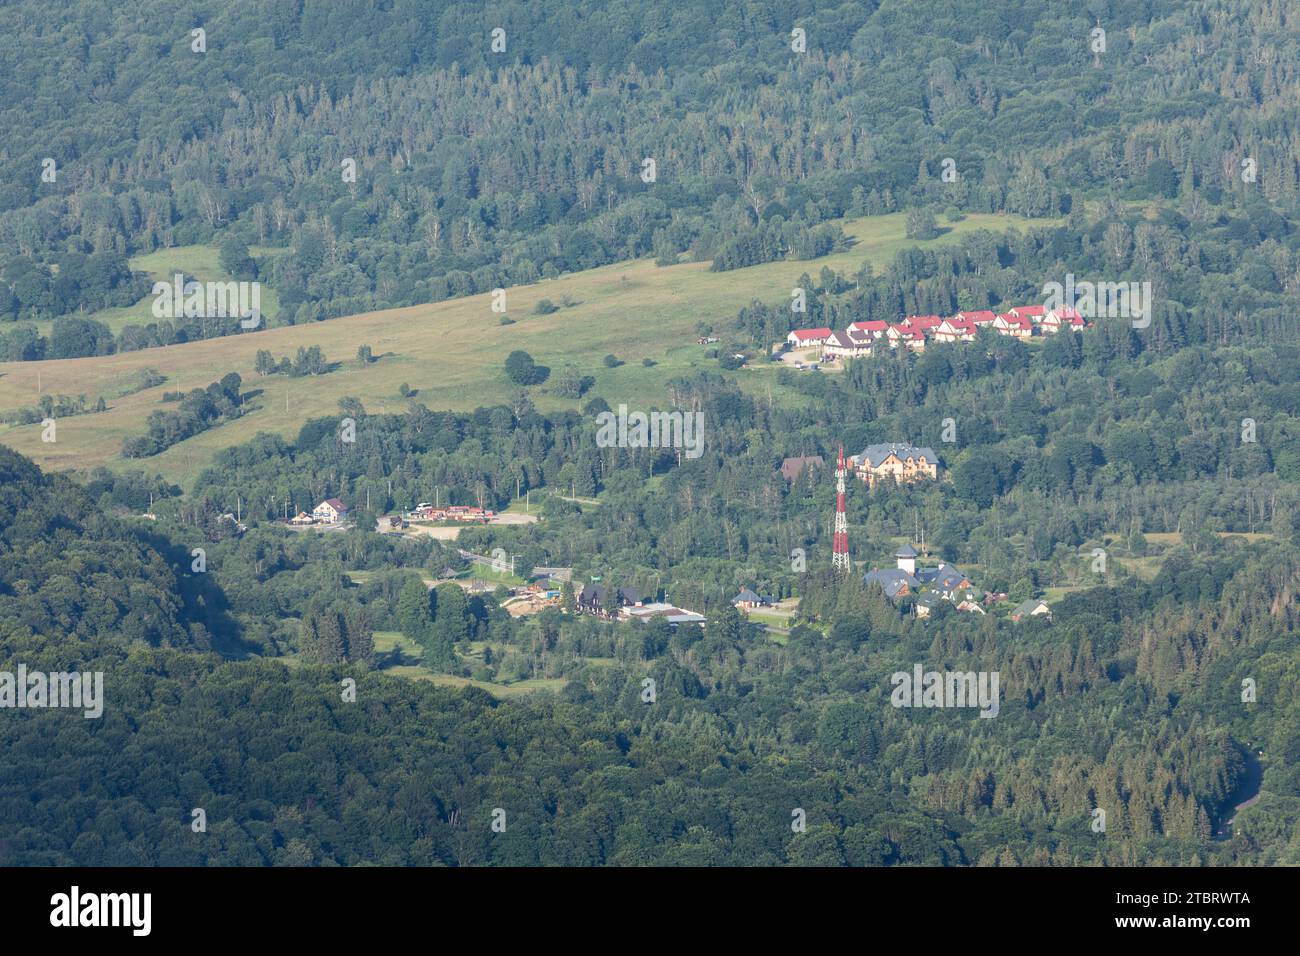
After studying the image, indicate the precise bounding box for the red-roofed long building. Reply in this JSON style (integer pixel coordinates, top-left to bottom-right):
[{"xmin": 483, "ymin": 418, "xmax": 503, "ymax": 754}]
[{"xmin": 787, "ymin": 327, "xmax": 833, "ymax": 346}]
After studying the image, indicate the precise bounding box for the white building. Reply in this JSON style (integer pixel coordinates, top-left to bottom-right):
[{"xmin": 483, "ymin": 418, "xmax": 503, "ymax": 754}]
[{"xmin": 312, "ymin": 498, "xmax": 349, "ymax": 524}]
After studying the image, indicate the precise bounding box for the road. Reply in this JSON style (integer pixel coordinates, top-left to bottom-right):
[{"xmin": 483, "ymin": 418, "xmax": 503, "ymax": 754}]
[{"xmin": 1214, "ymin": 748, "xmax": 1263, "ymax": 840}]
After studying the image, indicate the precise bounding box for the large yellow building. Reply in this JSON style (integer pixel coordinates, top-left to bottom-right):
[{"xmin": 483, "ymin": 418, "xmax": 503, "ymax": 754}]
[{"xmin": 850, "ymin": 442, "xmax": 939, "ymax": 488}]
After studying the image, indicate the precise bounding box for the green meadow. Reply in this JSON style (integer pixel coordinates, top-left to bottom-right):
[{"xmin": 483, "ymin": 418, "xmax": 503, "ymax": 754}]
[{"xmin": 0, "ymin": 211, "xmax": 1057, "ymax": 488}]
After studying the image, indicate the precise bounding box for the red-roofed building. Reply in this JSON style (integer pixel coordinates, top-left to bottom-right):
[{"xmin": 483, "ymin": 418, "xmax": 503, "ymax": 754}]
[
  {"xmin": 954, "ymin": 310, "xmax": 998, "ymax": 326},
  {"xmin": 1008, "ymin": 304, "xmax": 1047, "ymax": 323},
  {"xmin": 933, "ymin": 318, "xmax": 978, "ymax": 343},
  {"xmin": 993, "ymin": 313, "xmax": 1033, "ymax": 338},
  {"xmin": 786, "ymin": 327, "xmax": 833, "ymax": 346},
  {"xmin": 848, "ymin": 319, "xmax": 890, "ymax": 338},
  {"xmin": 907, "ymin": 315, "xmax": 943, "ymax": 332},
  {"xmin": 884, "ymin": 324, "xmax": 926, "ymax": 352},
  {"xmin": 1042, "ymin": 306, "xmax": 1085, "ymax": 333}
]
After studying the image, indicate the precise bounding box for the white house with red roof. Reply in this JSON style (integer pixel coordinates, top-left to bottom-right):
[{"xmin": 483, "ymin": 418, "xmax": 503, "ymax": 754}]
[
  {"xmin": 1042, "ymin": 306, "xmax": 1085, "ymax": 333},
  {"xmin": 907, "ymin": 315, "xmax": 943, "ymax": 333},
  {"xmin": 993, "ymin": 313, "xmax": 1033, "ymax": 338},
  {"xmin": 933, "ymin": 317, "xmax": 978, "ymax": 343},
  {"xmin": 786, "ymin": 327, "xmax": 833, "ymax": 346},
  {"xmin": 954, "ymin": 310, "xmax": 997, "ymax": 327},
  {"xmin": 848, "ymin": 319, "xmax": 890, "ymax": 338},
  {"xmin": 885, "ymin": 323, "xmax": 926, "ymax": 351},
  {"xmin": 1007, "ymin": 304, "xmax": 1047, "ymax": 324}
]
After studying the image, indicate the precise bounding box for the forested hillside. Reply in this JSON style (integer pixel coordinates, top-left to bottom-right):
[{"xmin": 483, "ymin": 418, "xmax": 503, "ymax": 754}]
[
  {"xmin": 3, "ymin": 443, "xmax": 1297, "ymax": 866},
  {"xmin": 2, "ymin": 0, "xmax": 1297, "ymax": 340}
]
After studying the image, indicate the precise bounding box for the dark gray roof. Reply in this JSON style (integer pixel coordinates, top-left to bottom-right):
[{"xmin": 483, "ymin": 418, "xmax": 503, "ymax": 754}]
[
  {"xmin": 1012, "ymin": 599, "xmax": 1049, "ymax": 618},
  {"xmin": 916, "ymin": 563, "xmax": 967, "ymax": 591},
  {"xmin": 895, "ymin": 543, "xmax": 919, "ymax": 558},
  {"xmin": 852, "ymin": 442, "xmax": 938, "ymax": 469},
  {"xmin": 934, "ymin": 567, "xmax": 969, "ymax": 591},
  {"xmin": 580, "ymin": 584, "xmax": 638, "ymax": 607},
  {"xmin": 862, "ymin": 568, "xmax": 919, "ymax": 599},
  {"xmin": 733, "ymin": 588, "xmax": 761, "ymax": 604}
]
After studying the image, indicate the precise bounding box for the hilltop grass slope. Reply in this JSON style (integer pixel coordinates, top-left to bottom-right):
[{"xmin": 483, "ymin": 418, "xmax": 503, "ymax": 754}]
[{"xmin": 0, "ymin": 212, "xmax": 1055, "ymax": 487}]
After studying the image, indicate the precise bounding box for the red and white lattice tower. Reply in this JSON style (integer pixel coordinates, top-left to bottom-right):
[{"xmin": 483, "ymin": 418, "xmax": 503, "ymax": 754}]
[{"xmin": 832, "ymin": 445, "xmax": 851, "ymax": 574}]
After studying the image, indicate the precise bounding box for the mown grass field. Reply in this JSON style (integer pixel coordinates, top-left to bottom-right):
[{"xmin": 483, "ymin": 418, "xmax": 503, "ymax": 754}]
[{"xmin": 0, "ymin": 211, "xmax": 1057, "ymax": 488}]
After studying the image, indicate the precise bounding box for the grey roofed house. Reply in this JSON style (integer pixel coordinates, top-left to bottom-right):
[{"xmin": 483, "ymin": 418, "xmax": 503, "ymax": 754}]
[
  {"xmin": 580, "ymin": 584, "xmax": 639, "ymax": 608},
  {"xmin": 862, "ymin": 568, "xmax": 920, "ymax": 599},
  {"xmin": 895, "ymin": 543, "xmax": 919, "ymax": 558},
  {"xmin": 916, "ymin": 562, "xmax": 969, "ymax": 592},
  {"xmin": 852, "ymin": 442, "xmax": 939, "ymax": 468},
  {"xmin": 733, "ymin": 587, "xmax": 762, "ymax": 605},
  {"xmin": 1011, "ymin": 598, "xmax": 1051, "ymax": 621},
  {"xmin": 578, "ymin": 584, "xmax": 606, "ymax": 608},
  {"xmin": 779, "ymin": 455, "xmax": 824, "ymax": 482}
]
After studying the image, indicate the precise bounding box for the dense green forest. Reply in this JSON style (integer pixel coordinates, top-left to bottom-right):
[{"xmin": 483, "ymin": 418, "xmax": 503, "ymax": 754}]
[
  {"xmin": 2, "ymin": 0, "xmax": 1298, "ymax": 351},
  {"xmin": 3, "ymin": 403, "xmax": 1299, "ymax": 864},
  {"xmin": 2, "ymin": 0, "xmax": 1299, "ymax": 867}
]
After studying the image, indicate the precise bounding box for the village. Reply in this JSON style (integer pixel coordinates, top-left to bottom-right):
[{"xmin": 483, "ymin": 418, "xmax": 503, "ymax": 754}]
[
  {"xmin": 282, "ymin": 497, "xmax": 499, "ymax": 530},
  {"xmin": 784, "ymin": 302, "xmax": 1087, "ymax": 365},
  {"xmin": 278, "ymin": 443, "xmax": 1048, "ymax": 628},
  {"xmin": 783, "ymin": 442, "xmax": 1052, "ymax": 623},
  {"xmin": 862, "ymin": 544, "xmax": 1050, "ymax": 623}
]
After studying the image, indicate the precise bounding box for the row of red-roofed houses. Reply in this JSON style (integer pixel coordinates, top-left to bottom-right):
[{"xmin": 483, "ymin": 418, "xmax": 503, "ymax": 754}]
[
  {"xmin": 407, "ymin": 504, "xmax": 495, "ymax": 522},
  {"xmin": 785, "ymin": 305, "xmax": 1086, "ymax": 359}
]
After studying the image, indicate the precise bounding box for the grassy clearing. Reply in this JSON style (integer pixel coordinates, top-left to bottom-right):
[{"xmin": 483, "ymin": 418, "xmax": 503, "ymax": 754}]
[
  {"xmin": 462, "ymin": 563, "xmax": 527, "ymax": 587},
  {"xmin": 745, "ymin": 608, "xmax": 794, "ymax": 628},
  {"xmin": 371, "ymin": 630, "xmax": 567, "ymax": 698},
  {"xmin": 0, "ymin": 211, "xmax": 1057, "ymax": 487},
  {"xmin": 371, "ymin": 629, "xmax": 424, "ymax": 667},
  {"xmin": 28, "ymin": 245, "xmax": 284, "ymax": 338}
]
